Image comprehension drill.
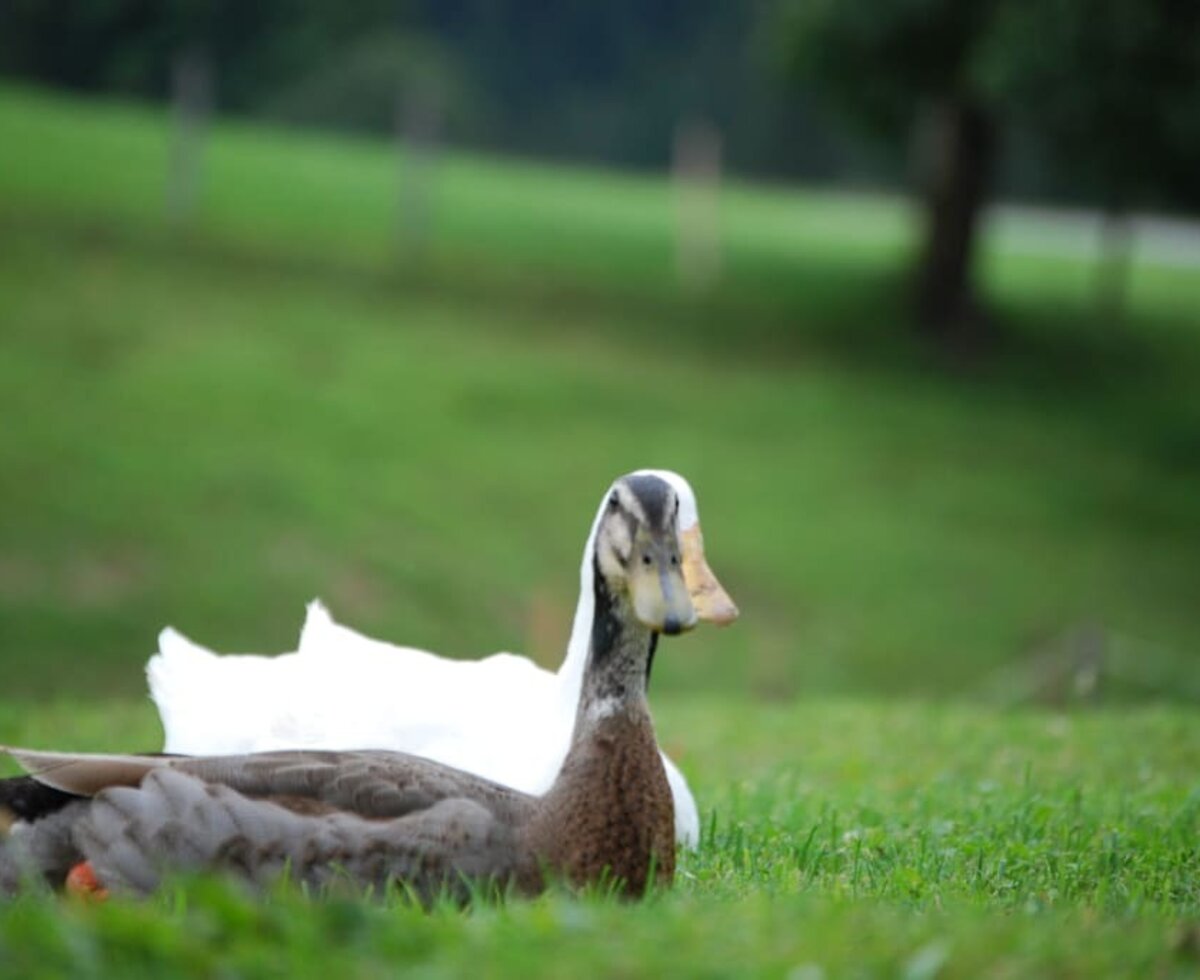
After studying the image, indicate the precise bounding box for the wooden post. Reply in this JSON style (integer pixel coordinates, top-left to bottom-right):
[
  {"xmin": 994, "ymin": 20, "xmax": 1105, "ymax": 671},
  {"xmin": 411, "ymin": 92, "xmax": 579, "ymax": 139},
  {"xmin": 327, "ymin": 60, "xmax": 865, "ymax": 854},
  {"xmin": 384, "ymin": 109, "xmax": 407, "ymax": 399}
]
[
  {"xmin": 1094, "ymin": 209, "xmax": 1133, "ymax": 327},
  {"xmin": 166, "ymin": 47, "xmax": 212, "ymax": 229},
  {"xmin": 396, "ymin": 77, "xmax": 441, "ymax": 258},
  {"xmin": 672, "ymin": 118, "xmax": 722, "ymax": 292}
]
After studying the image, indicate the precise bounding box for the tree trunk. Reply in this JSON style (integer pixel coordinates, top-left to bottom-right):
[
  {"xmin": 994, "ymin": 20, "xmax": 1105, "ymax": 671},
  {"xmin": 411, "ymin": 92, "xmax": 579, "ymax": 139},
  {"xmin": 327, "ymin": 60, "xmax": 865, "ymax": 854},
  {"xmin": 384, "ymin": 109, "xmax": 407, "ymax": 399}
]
[{"xmin": 914, "ymin": 99, "xmax": 995, "ymax": 349}]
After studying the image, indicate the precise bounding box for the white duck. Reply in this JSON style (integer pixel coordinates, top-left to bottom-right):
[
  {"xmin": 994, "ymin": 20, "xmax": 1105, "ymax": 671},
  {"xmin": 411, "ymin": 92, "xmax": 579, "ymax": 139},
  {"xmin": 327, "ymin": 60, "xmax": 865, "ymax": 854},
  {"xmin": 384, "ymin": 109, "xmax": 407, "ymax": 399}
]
[{"xmin": 145, "ymin": 470, "xmax": 737, "ymax": 847}]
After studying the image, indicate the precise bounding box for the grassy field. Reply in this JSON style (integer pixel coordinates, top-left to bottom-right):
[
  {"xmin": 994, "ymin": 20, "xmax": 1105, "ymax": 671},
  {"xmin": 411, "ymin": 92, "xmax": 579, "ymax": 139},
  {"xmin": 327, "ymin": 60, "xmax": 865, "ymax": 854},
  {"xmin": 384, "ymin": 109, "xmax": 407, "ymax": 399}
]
[
  {"xmin": 1, "ymin": 85, "xmax": 1199, "ymax": 975},
  {"xmin": 2, "ymin": 699, "xmax": 1198, "ymax": 976},
  {"xmin": 2, "ymin": 85, "xmax": 1199, "ymax": 700}
]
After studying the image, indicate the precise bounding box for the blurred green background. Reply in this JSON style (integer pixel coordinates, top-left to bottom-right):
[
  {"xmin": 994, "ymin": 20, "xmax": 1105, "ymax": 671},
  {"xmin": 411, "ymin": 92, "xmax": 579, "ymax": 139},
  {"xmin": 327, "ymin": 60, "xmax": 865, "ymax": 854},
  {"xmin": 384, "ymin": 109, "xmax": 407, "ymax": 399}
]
[{"xmin": 1, "ymin": 3, "xmax": 1198, "ymax": 704}]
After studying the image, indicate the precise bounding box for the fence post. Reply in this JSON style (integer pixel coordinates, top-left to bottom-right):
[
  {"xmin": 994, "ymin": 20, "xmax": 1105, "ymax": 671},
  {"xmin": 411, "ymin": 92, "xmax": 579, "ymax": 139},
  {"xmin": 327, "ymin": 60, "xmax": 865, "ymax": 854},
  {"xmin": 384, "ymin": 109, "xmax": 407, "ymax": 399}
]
[
  {"xmin": 166, "ymin": 47, "xmax": 212, "ymax": 230},
  {"xmin": 672, "ymin": 117, "xmax": 722, "ymax": 292},
  {"xmin": 396, "ymin": 77, "xmax": 441, "ymax": 258}
]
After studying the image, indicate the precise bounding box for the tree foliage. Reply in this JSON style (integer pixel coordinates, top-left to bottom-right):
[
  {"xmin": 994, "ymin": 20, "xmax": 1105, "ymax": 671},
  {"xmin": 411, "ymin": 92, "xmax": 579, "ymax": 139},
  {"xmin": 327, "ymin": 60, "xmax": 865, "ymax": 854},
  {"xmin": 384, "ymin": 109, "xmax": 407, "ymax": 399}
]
[
  {"xmin": 0, "ymin": 0, "xmax": 846, "ymax": 179},
  {"xmin": 782, "ymin": 0, "xmax": 1001, "ymax": 140},
  {"xmin": 782, "ymin": 0, "xmax": 1200, "ymax": 212},
  {"xmin": 990, "ymin": 0, "xmax": 1200, "ymax": 212}
]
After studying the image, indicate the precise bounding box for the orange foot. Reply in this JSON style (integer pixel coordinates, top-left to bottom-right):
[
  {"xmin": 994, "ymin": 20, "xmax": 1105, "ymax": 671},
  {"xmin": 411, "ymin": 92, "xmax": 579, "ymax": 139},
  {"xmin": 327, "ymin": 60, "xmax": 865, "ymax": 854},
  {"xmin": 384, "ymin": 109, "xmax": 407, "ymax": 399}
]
[{"xmin": 66, "ymin": 861, "xmax": 109, "ymax": 901}]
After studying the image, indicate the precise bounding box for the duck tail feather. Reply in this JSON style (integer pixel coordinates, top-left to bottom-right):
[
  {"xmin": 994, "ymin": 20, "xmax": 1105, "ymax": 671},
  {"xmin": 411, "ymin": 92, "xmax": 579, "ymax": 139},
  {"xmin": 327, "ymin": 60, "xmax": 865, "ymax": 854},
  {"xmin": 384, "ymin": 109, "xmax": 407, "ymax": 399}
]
[{"xmin": 0, "ymin": 775, "xmax": 81, "ymax": 823}]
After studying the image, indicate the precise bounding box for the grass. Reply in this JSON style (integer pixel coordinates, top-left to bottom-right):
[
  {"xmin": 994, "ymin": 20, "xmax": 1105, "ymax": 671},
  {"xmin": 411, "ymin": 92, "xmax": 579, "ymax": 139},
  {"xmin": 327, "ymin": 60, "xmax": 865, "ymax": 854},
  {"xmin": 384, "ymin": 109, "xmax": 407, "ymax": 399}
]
[
  {"xmin": 1, "ymin": 86, "xmax": 1199, "ymax": 699},
  {"xmin": 2, "ymin": 698, "xmax": 1199, "ymax": 976}
]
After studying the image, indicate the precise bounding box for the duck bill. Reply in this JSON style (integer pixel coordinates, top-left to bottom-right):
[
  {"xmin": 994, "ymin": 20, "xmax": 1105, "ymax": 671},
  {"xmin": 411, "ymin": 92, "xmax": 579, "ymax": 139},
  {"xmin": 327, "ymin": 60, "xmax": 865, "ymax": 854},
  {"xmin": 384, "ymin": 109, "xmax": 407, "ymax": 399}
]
[{"xmin": 679, "ymin": 524, "xmax": 739, "ymax": 626}]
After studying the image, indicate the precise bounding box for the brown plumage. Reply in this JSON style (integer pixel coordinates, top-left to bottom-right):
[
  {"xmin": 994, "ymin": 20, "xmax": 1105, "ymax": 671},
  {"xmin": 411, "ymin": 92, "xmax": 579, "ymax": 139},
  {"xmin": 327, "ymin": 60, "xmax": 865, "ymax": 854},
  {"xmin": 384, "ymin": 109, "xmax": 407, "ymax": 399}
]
[
  {"xmin": 524, "ymin": 712, "xmax": 675, "ymax": 893},
  {"xmin": 1, "ymin": 472, "xmax": 703, "ymax": 902}
]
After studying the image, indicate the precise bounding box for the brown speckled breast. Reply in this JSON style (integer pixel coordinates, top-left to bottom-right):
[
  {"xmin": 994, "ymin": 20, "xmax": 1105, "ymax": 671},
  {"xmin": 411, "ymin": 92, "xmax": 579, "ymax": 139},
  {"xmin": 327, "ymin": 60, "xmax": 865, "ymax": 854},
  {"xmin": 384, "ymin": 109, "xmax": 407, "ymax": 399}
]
[{"xmin": 522, "ymin": 712, "xmax": 675, "ymax": 897}]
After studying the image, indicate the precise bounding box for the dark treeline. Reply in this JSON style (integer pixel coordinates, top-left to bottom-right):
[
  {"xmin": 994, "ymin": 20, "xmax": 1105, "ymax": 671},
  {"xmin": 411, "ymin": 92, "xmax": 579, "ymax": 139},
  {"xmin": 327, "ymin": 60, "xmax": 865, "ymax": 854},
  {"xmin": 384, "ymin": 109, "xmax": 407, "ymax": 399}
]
[
  {"xmin": 0, "ymin": 0, "xmax": 1119, "ymax": 201},
  {"xmin": 0, "ymin": 1, "xmax": 859, "ymax": 180}
]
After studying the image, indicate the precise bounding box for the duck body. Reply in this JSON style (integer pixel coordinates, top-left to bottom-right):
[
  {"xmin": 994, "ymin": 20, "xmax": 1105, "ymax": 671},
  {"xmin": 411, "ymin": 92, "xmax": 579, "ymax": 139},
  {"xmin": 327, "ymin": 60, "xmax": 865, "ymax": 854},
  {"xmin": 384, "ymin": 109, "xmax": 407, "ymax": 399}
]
[
  {"xmin": 145, "ymin": 470, "xmax": 737, "ymax": 846},
  {"xmin": 1, "ymin": 473, "xmax": 704, "ymax": 900}
]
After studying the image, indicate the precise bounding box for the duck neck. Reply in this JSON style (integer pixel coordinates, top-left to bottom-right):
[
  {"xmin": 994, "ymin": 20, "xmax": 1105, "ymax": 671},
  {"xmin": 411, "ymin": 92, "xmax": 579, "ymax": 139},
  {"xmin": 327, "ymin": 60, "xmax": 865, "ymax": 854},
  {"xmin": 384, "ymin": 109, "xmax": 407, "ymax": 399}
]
[
  {"xmin": 525, "ymin": 560, "xmax": 675, "ymax": 896},
  {"xmin": 571, "ymin": 565, "xmax": 657, "ymax": 737}
]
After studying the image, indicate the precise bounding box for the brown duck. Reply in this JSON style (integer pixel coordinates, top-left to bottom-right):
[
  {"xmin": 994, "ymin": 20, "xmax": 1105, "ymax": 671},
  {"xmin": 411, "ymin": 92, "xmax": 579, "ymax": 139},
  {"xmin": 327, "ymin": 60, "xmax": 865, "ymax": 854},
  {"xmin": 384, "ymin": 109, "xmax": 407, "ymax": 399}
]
[{"xmin": 0, "ymin": 472, "xmax": 730, "ymax": 900}]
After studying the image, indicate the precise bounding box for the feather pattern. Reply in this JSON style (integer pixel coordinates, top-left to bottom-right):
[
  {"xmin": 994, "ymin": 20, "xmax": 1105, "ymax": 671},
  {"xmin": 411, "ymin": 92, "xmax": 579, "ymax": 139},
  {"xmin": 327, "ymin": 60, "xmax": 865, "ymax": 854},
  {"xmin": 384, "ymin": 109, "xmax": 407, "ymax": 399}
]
[{"xmin": 76, "ymin": 769, "xmax": 526, "ymax": 898}]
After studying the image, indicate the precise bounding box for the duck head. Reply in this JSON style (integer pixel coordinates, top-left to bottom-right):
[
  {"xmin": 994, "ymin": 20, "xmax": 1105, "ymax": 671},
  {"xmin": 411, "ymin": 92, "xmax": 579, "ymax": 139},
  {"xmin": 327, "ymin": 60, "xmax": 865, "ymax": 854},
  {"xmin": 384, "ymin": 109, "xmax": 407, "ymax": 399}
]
[
  {"xmin": 633, "ymin": 470, "xmax": 738, "ymax": 628},
  {"xmin": 559, "ymin": 469, "xmax": 737, "ymax": 700},
  {"xmin": 593, "ymin": 472, "xmax": 736, "ymax": 635}
]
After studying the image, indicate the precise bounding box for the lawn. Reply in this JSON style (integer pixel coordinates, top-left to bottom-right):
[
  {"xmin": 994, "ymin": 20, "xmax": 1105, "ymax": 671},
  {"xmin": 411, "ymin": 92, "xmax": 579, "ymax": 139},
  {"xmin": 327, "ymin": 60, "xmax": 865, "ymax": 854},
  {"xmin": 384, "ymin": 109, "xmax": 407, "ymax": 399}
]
[
  {"xmin": 2, "ymin": 86, "xmax": 1199, "ymax": 699},
  {"xmin": 1, "ymin": 699, "xmax": 1198, "ymax": 977},
  {"xmin": 1, "ymin": 84, "xmax": 1199, "ymax": 976}
]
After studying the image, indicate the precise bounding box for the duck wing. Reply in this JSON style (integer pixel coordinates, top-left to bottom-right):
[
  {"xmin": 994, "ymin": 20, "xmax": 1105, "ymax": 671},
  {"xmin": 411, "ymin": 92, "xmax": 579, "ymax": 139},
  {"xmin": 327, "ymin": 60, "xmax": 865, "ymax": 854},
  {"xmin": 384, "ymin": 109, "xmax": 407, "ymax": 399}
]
[
  {"xmin": 3, "ymin": 747, "xmax": 531, "ymax": 821},
  {"xmin": 171, "ymin": 750, "xmax": 532, "ymax": 820},
  {"xmin": 77, "ymin": 767, "xmax": 525, "ymax": 898},
  {"xmin": 3, "ymin": 748, "xmax": 536, "ymax": 898}
]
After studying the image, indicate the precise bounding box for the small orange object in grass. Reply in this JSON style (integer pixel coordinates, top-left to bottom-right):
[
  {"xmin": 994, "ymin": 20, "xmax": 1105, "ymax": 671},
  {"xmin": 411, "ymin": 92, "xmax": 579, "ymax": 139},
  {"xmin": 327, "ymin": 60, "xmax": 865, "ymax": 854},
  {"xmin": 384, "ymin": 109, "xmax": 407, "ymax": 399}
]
[{"xmin": 65, "ymin": 861, "xmax": 109, "ymax": 901}]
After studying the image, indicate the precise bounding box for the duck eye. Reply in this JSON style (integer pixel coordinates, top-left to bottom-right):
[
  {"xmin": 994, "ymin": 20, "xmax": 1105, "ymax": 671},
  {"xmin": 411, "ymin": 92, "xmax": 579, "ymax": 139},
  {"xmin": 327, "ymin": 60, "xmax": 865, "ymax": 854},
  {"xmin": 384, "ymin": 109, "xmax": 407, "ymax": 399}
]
[
  {"xmin": 641, "ymin": 554, "xmax": 653, "ymax": 567},
  {"xmin": 670, "ymin": 554, "xmax": 679, "ymax": 566}
]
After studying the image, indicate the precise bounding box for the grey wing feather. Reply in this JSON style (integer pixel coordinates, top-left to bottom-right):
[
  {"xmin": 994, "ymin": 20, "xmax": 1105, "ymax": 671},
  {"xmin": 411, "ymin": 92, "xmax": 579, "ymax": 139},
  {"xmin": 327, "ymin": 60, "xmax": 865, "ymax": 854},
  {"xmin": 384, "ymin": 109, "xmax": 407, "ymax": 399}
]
[
  {"xmin": 2, "ymin": 748, "xmax": 171, "ymax": 795},
  {"xmin": 171, "ymin": 750, "xmax": 533, "ymax": 820},
  {"xmin": 4, "ymin": 746, "xmax": 532, "ymax": 822},
  {"xmin": 76, "ymin": 769, "xmax": 522, "ymax": 900}
]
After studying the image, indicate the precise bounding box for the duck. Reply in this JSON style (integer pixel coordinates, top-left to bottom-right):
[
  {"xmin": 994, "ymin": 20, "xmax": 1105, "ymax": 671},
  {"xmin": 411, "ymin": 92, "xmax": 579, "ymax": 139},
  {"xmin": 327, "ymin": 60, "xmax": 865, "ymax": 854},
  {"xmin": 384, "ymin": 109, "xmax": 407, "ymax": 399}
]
[
  {"xmin": 0, "ymin": 472, "xmax": 717, "ymax": 900},
  {"xmin": 143, "ymin": 469, "xmax": 737, "ymax": 847}
]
